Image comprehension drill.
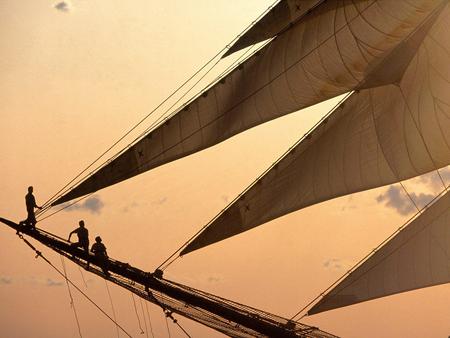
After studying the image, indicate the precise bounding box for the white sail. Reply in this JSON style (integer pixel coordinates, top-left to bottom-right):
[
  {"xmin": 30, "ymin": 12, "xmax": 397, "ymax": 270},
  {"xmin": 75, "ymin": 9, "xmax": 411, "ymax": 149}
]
[
  {"xmin": 52, "ymin": 0, "xmax": 443, "ymax": 206},
  {"xmin": 181, "ymin": 2, "xmax": 450, "ymax": 254},
  {"xmin": 308, "ymin": 190, "xmax": 450, "ymax": 315},
  {"xmin": 223, "ymin": 0, "xmax": 322, "ymax": 57}
]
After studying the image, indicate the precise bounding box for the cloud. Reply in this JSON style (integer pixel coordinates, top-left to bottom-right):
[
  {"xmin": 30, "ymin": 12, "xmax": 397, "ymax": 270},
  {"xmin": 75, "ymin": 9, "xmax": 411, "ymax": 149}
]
[
  {"xmin": 323, "ymin": 258, "xmax": 347, "ymax": 271},
  {"xmin": 419, "ymin": 166, "xmax": 450, "ymax": 190},
  {"xmin": 54, "ymin": 1, "xmax": 71, "ymax": 12},
  {"xmin": 122, "ymin": 201, "xmax": 139, "ymax": 213},
  {"xmin": 63, "ymin": 196, "xmax": 104, "ymax": 214},
  {"xmin": 376, "ymin": 185, "xmax": 434, "ymax": 215},
  {"xmin": 152, "ymin": 197, "xmax": 167, "ymax": 206},
  {"xmin": 46, "ymin": 278, "xmax": 64, "ymax": 287},
  {"xmin": 0, "ymin": 276, "xmax": 12, "ymax": 285},
  {"xmin": 207, "ymin": 274, "xmax": 224, "ymax": 284}
]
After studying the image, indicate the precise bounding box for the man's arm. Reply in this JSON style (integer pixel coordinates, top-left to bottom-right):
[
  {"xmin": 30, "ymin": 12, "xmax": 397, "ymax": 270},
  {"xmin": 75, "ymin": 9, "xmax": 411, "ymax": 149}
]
[{"xmin": 68, "ymin": 229, "xmax": 76, "ymax": 241}]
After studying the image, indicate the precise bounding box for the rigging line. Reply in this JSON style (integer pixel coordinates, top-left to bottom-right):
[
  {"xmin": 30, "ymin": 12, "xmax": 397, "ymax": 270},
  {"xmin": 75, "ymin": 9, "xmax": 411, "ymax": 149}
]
[
  {"xmin": 144, "ymin": 302, "xmax": 155, "ymax": 338},
  {"xmin": 131, "ymin": 293, "xmax": 145, "ymax": 334},
  {"xmin": 60, "ymin": 255, "xmax": 83, "ymax": 338},
  {"xmin": 157, "ymin": 91, "xmax": 354, "ymax": 271},
  {"xmin": 16, "ymin": 234, "xmax": 133, "ymax": 338},
  {"xmin": 39, "ymin": 0, "xmax": 281, "ymax": 211},
  {"xmin": 399, "ymin": 181, "xmax": 422, "ymax": 214},
  {"xmin": 78, "ymin": 267, "xmax": 89, "ymax": 289},
  {"xmin": 36, "ymin": 193, "xmax": 94, "ymax": 222},
  {"xmin": 290, "ymin": 187, "xmax": 449, "ymax": 320},
  {"xmin": 105, "ymin": 280, "xmax": 120, "ymax": 338},
  {"xmin": 397, "ymin": 84, "xmax": 448, "ymax": 192},
  {"xmin": 169, "ymin": 315, "xmax": 192, "ymax": 338},
  {"xmin": 164, "ymin": 314, "xmax": 172, "ymax": 338},
  {"xmin": 138, "ymin": 298, "xmax": 150, "ymax": 338}
]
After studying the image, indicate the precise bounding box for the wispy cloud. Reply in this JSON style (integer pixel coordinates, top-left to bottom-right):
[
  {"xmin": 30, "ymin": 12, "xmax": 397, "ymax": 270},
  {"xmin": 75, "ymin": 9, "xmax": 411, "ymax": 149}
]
[
  {"xmin": 54, "ymin": 1, "xmax": 71, "ymax": 12},
  {"xmin": 323, "ymin": 258, "xmax": 348, "ymax": 271},
  {"xmin": 0, "ymin": 276, "xmax": 12, "ymax": 285},
  {"xmin": 152, "ymin": 197, "xmax": 167, "ymax": 206},
  {"xmin": 122, "ymin": 201, "xmax": 139, "ymax": 213},
  {"xmin": 376, "ymin": 186, "xmax": 434, "ymax": 215},
  {"xmin": 419, "ymin": 166, "xmax": 450, "ymax": 190},
  {"xmin": 46, "ymin": 278, "xmax": 64, "ymax": 287},
  {"xmin": 207, "ymin": 274, "xmax": 224, "ymax": 284},
  {"xmin": 63, "ymin": 196, "xmax": 104, "ymax": 214}
]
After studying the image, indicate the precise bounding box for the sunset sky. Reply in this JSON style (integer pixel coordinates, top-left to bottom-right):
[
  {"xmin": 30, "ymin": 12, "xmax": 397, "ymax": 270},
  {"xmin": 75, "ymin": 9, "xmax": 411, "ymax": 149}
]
[{"xmin": 1, "ymin": 1, "xmax": 449, "ymax": 337}]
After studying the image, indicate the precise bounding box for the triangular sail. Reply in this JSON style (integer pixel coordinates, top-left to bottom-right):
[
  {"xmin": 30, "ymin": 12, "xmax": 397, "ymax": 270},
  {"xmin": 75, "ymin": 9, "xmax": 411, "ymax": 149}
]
[
  {"xmin": 181, "ymin": 2, "xmax": 450, "ymax": 254},
  {"xmin": 222, "ymin": 0, "xmax": 323, "ymax": 57},
  {"xmin": 52, "ymin": 0, "xmax": 443, "ymax": 206},
  {"xmin": 308, "ymin": 190, "xmax": 450, "ymax": 315}
]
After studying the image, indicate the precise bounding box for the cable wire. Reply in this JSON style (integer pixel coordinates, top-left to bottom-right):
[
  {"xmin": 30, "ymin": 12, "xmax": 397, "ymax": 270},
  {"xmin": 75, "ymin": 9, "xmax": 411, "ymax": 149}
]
[
  {"xmin": 144, "ymin": 301, "xmax": 155, "ymax": 338},
  {"xmin": 131, "ymin": 293, "xmax": 145, "ymax": 334},
  {"xmin": 105, "ymin": 280, "xmax": 120, "ymax": 338},
  {"xmin": 60, "ymin": 256, "xmax": 83, "ymax": 338}
]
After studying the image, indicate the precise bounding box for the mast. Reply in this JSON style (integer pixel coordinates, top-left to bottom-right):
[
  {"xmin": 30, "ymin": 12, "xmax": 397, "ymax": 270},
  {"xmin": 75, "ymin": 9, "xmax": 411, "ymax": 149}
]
[{"xmin": 0, "ymin": 217, "xmax": 337, "ymax": 338}]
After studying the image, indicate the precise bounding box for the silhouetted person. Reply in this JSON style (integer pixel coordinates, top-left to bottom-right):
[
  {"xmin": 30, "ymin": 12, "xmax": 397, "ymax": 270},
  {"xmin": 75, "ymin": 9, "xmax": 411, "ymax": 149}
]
[
  {"xmin": 68, "ymin": 220, "xmax": 90, "ymax": 254},
  {"xmin": 91, "ymin": 236, "xmax": 109, "ymax": 275},
  {"xmin": 22, "ymin": 186, "xmax": 42, "ymax": 229}
]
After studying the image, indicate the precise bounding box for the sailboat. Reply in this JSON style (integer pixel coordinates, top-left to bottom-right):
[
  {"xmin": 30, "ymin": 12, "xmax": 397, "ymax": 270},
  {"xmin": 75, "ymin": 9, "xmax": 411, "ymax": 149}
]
[{"xmin": 1, "ymin": 0, "xmax": 450, "ymax": 337}]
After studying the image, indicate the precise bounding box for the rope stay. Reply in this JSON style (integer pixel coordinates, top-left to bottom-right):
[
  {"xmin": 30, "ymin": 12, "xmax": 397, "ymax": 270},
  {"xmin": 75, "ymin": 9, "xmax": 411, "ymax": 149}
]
[
  {"xmin": 60, "ymin": 256, "xmax": 83, "ymax": 338},
  {"xmin": 144, "ymin": 301, "xmax": 155, "ymax": 338},
  {"xmin": 138, "ymin": 297, "xmax": 150, "ymax": 338},
  {"xmin": 290, "ymin": 184, "xmax": 449, "ymax": 320},
  {"xmin": 105, "ymin": 280, "xmax": 120, "ymax": 338},
  {"xmin": 16, "ymin": 233, "xmax": 133, "ymax": 338},
  {"xmin": 131, "ymin": 292, "xmax": 145, "ymax": 335}
]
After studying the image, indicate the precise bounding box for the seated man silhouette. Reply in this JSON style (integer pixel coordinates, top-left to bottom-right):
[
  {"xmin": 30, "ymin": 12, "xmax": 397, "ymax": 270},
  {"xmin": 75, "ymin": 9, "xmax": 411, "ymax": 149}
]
[
  {"xmin": 20, "ymin": 186, "xmax": 42, "ymax": 229},
  {"xmin": 68, "ymin": 220, "xmax": 90, "ymax": 257},
  {"xmin": 91, "ymin": 236, "xmax": 109, "ymax": 275}
]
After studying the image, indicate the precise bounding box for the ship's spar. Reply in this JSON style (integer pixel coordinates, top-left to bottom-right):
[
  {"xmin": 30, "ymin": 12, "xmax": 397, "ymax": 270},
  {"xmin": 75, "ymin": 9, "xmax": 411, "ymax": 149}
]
[{"xmin": 0, "ymin": 218, "xmax": 337, "ymax": 338}]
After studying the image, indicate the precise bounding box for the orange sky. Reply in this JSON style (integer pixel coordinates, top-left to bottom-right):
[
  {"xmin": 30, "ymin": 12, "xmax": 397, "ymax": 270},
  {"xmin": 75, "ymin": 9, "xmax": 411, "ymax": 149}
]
[{"xmin": 1, "ymin": 1, "xmax": 449, "ymax": 337}]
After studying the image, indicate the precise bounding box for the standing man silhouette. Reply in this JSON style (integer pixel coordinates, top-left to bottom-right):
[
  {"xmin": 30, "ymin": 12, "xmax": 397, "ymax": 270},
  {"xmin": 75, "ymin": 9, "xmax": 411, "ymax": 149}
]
[{"xmin": 24, "ymin": 186, "xmax": 42, "ymax": 229}]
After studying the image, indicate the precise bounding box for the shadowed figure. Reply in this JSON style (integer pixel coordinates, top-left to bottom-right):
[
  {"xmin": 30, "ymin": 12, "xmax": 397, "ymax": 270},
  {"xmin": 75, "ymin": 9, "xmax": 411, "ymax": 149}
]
[
  {"xmin": 91, "ymin": 236, "xmax": 109, "ymax": 275},
  {"xmin": 20, "ymin": 186, "xmax": 42, "ymax": 229},
  {"xmin": 68, "ymin": 220, "xmax": 90, "ymax": 256}
]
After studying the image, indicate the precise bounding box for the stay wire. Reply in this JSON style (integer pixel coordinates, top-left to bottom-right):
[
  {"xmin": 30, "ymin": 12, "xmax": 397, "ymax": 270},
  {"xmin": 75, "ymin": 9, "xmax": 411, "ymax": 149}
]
[
  {"xmin": 78, "ymin": 267, "xmax": 89, "ymax": 289},
  {"xmin": 144, "ymin": 302, "xmax": 155, "ymax": 338},
  {"xmin": 60, "ymin": 256, "xmax": 83, "ymax": 338},
  {"xmin": 37, "ymin": 193, "xmax": 94, "ymax": 222},
  {"xmin": 131, "ymin": 293, "xmax": 145, "ymax": 334},
  {"xmin": 16, "ymin": 234, "xmax": 133, "ymax": 338},
  {"xmin": 290, "ymin": 187, "xmax": 449, "ymax": 320},
  {"xmin": 105, "ymin": 280, "xmax": 120, "ymax": 338},
  {"xmin": 164, "ymin": 315, "xmax": 172, "ymax": 338},
  {"xmin": 38, "ymin": 0, "xmax": 282, "ymax": 213},
  {"xmin": 138, "ymin": 298, "xmax": 150, "ymax": 338}
]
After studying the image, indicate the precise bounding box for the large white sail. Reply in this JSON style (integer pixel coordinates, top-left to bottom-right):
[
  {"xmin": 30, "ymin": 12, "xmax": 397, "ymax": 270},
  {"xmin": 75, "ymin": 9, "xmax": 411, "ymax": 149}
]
[
  {"xmin": 181, "ymin": 2, "xmax": 450, "ymax": 254},
  {"xmin": 52, "ymin": 0, "xmax": 443, "ymax": 206},
  {"xmin": 308, "ymin": 190, "xmax": 450, "ymax": 315}
]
